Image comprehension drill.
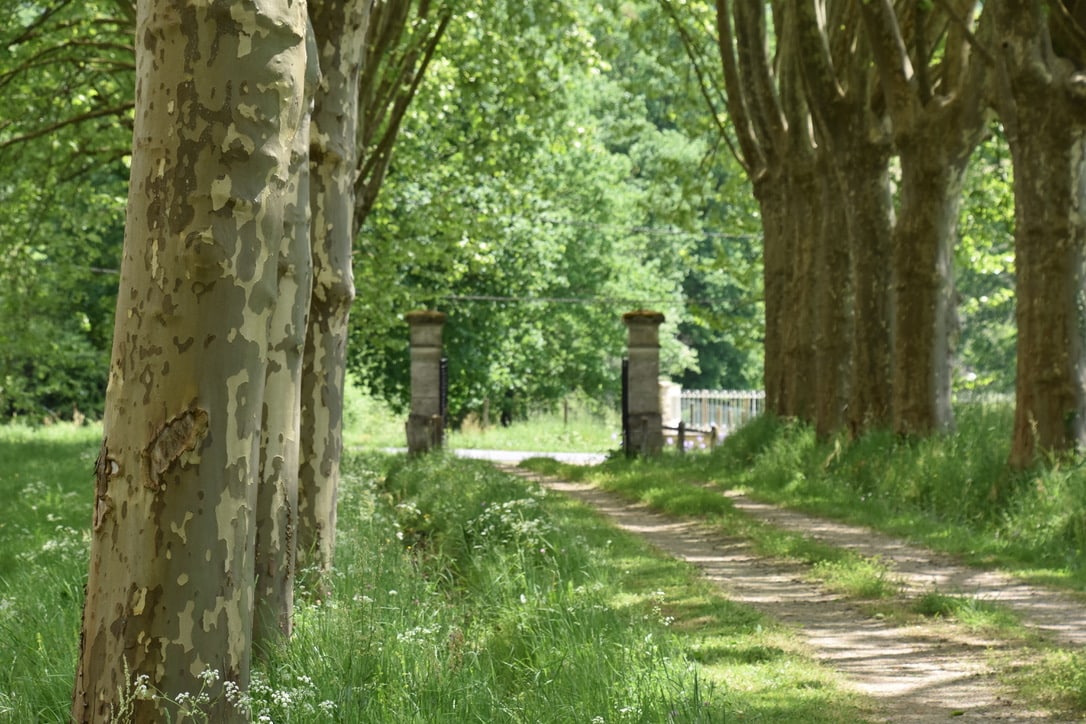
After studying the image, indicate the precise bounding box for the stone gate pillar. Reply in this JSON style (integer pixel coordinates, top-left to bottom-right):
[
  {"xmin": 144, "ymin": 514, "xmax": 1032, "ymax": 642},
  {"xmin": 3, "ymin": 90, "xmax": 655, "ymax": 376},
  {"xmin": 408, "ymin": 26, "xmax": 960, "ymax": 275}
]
[
  {"xmin": 624, "ymin": 310, "xmax": 665, "ymax": 456},
  {"xmin": 405, "ymin": 310, "xmax": 446, "ymax": 454}
]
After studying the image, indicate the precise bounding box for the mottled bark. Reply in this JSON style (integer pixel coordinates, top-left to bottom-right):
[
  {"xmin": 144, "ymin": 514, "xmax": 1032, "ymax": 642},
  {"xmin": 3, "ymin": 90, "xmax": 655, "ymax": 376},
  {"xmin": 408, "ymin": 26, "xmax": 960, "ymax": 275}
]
[
  {"xmin": 757, "ymin": 177, "xmax": 789, "ymax": 415},
  {"xmin": 844, "ymin": 146, "xmax": 894, "ymax": 434},
  {"xmin": 297, "ymin": 0, "xmax": 366, "ymax": 578},
  {"xmin": 73, "ymin": 1, "xmax": 309, "ymax": 721},
  {"xmin": 254, "ymin": 20, "xmax": 318, "ymax": 649},
  {"xmin": 779, "ymin": 158, "xmax": 820, "ymax": 423},
  {"xmin": 992, "ymin": 1, "xmax": 1086, "ymax": 467},
  {"xmin": 716, "ymin": 0, "xmax": 823, "ymax": 421}
]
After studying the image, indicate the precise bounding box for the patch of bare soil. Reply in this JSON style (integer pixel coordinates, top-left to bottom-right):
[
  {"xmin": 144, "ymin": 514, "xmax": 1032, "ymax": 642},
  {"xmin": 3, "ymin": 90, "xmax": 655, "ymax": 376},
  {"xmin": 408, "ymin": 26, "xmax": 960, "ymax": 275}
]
[{"xmin": 498, "ymin": 464, "xmax": 1084, "ymax": 723}]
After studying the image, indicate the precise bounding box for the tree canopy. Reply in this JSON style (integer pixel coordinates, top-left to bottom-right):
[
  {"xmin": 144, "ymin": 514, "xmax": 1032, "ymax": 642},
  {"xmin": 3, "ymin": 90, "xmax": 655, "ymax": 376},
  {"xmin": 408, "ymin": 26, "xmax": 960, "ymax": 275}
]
[{"xmin": 0, "ymin": 0, "xmax": 1041, "ymax": 457}]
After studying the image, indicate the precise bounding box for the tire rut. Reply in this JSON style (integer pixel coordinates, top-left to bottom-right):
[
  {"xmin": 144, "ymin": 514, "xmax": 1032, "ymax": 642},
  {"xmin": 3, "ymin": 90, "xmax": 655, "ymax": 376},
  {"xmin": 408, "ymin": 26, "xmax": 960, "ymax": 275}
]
[{"xmin": 496, "ymin": 464, "xmax": 1078, "ymax": 723}]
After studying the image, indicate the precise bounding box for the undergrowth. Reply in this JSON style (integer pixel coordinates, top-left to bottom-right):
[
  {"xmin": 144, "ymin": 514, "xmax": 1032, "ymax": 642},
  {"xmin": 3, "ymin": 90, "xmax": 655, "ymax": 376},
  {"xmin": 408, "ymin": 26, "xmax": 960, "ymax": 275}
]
[{"xmin": 0, "ymin": 425, "xmax": 870, "ymax": 722}]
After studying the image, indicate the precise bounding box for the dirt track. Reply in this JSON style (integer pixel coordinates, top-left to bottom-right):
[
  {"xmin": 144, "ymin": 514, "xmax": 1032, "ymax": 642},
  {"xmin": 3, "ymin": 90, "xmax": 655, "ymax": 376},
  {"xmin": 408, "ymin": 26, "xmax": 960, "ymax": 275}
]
[{"xmin": 494, "ymin": 461, "xmax": 1085, "ymax": 723}]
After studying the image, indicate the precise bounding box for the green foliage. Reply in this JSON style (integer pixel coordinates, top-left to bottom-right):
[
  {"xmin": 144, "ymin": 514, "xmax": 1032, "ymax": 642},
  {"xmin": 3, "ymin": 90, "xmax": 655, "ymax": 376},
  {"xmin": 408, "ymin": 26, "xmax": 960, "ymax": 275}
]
[
  {"xmin": 0, "ymin": 428, "xmax": 875, "ymax": 722},
  {"xmin": 444, "ymin": 395, "xmax": 621, "ymax": 452},
  {"xmin": 912, "ymin": 592, "xmax": 1020, "ymax": 630},
  {"xmin": 0, "ymin": 1, "xmax": 131, "ymax": 420},
  {"xmin": 0, "ymin": 423, "xmax": 96, "ymax": 722},
  {"xmin": 810, "ymin": 557, "xmax": 900, "ymax": 600},
  {"xmin": 348, "ymin": 0, "xmax": 762, "ymax": 419},
  {"xmin": 956, "ymin": 128, "xmax": 1016, "ymax": 393},
  {"xmin": 1018, "ymin": 649, "xmax": 1086, "ymax": 714}
]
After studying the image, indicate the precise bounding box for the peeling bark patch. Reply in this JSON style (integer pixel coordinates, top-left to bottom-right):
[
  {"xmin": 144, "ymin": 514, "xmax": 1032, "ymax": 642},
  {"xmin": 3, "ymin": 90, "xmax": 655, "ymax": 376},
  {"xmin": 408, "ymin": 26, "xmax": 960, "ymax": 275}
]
[
  {"xmin": 144, "ymin": 407, "xmax": 210, "ymax": 491},
  {"xmin": 93, "ymin": 440, "xmax": 120, "ymax": 532}
]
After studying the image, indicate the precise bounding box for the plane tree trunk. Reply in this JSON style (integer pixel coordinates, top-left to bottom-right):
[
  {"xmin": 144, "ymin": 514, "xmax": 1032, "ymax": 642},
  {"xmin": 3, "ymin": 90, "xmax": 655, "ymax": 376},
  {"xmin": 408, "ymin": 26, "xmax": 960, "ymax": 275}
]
[
  {"xmin": 72, "ymin": 1, "xmax": 309, "ymax": 720},
  {"xmin": 793, "ymin": 0, "xmax": 894, "ymax": 435},
  {"xmin": 992, "ymin": 0, "xmax": 1086, "ymax": 468},
  {"xmin": 859, "ymin": 0, "xmax": 988, "ymax": 436},
  {"xmin": 297, "ymin": 0, "xmax": 367, "ymax": 579},
  {"xmin": 253, "ymin": 21, "xmax": 319, "ymax": 648}
]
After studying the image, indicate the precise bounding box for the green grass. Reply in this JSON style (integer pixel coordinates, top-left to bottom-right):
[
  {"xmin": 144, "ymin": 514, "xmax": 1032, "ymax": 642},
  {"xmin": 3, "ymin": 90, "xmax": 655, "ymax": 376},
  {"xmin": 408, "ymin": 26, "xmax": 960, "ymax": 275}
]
[
  {"xmin": 0, "ymin": 422, "xmax": 97, "ymax": 722},
  {"xmin": 525, "ymin": 404, "xmax": 1086, "ymax": 592},
  {"xmin": 0, "ymin": 424, "xmax": 871, "ymax": 722},
  {"xmin": 343, "ymin": 384, "xmax": 623, "ymax": 454},
  {"xmin": 445, "ymin": 405, "xmax": 620, "ymax": 453},
  {"xmin": 521, "ymin": 403, "xmax": 1086, "ymax": 717},
  {"xmin": 910, "ymin": 591, "xmax": 1021, "ymax": 630}
]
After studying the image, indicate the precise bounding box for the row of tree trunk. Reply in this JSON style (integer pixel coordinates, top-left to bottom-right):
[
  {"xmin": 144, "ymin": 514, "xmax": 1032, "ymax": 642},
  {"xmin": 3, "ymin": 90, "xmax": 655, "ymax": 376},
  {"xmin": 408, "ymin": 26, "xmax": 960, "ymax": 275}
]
[
  {"xmin": 71, "ymin": 1, "xmax": 450, "ymax": 720},
  {"xmin": 715, "ymin": 0, "xmax": 1086, "ymax": 468}
]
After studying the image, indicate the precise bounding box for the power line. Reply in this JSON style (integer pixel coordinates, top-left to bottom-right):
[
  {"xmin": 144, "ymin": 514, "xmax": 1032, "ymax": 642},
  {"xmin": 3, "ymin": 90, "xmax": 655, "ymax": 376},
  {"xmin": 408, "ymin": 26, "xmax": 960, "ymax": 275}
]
[
  {"xmin": 443, "ymin": 293, "xmax": 677, "ymax": 306},
  {"xmin": 440, "ymin": 293, "xmax": 763, "ymax": 309},
  {"xmin": 358, "ymin": 216, "xmax": 764, "ymax": 242}
]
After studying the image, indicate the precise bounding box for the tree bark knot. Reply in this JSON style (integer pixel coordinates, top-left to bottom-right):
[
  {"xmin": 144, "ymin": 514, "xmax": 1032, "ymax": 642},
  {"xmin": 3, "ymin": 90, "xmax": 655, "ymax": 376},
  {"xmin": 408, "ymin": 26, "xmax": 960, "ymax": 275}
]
[
  {"xmin": 93, "ymin": 440, "xmax": 119, "ymax": 531},
  {"xmin": 143, "ymin": 407, "xmax": 210, "ymax": 491}
]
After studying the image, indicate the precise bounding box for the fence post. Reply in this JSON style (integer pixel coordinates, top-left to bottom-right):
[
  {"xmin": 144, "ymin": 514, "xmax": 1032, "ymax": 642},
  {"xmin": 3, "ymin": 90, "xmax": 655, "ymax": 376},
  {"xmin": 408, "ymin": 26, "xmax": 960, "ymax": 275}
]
[
  {"xmin": 621, "ymin": 357, "xmax": 630, "ymax": 457},
  {"xmin": 677, "ymin": 420, "xmax": 686, "ymax": 455},
  {"xmin": 405, "ymin": 310, "xmax": 446, "ymax": 454},
  {"xmin": 623, "ymin": 310, "xmax": 665, "ymax": 456}
]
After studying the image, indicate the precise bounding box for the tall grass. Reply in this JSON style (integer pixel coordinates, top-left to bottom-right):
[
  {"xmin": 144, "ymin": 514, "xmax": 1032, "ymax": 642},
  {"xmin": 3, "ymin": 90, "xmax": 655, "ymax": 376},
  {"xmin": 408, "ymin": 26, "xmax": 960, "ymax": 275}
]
[
  {"xmin": 0, "ymin": 423, "xmax": 96, "ymax": 722},
  {"xmin": 262, "ymin": 453, "xmax": 863, "ymax": 721},
  {"xmin": 0, "ymin": 424, "xmax": 868, "ymax": 722}
]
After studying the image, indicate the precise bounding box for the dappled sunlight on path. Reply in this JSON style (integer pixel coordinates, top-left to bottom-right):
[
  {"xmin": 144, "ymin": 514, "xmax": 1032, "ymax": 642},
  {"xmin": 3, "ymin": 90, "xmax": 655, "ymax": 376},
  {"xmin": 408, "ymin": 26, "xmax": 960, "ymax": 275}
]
[
  {"xmin": 500, "ymin": 465, "xmax": 1077, "ymax": 723},
  {"xmin": 725, "ymin": 492, "xmax": 1086, "ymax": 650}
]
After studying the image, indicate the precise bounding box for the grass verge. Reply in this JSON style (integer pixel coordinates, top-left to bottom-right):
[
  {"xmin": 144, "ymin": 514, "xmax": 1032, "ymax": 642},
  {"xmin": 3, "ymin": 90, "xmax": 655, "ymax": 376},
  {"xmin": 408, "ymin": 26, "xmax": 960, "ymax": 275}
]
[
  {"xmin": 521, "ymin": 403, "xmax": 1086, "ymax": 717},
  {"xmin": 0, "ymin": 425, "xmax": 871, "ymax": 722}
]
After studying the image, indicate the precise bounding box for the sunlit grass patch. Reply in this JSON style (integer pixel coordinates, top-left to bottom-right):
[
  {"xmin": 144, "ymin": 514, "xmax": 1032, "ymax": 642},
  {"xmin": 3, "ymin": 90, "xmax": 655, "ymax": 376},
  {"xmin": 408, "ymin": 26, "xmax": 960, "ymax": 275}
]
[
  {"xmin": 1009, "ymin": 648, "xmax": 1086, "ymax": 715},
  {"xmin": 446, "ymin": 399, "xmax": 621, "ymax": 454},
  {"xmin": 1, "ymin": 423, "xmax": 869, "ymax": 722},
  {"xmin": 912, "ymin": 591, "xmax": 1022, "ymax": 631},
  {"xmin": 262, "ymin": 452, "xmax": 870, "ymax": 722},
  {"xmin": 811, "ymin": 557, "xmax": 900, "ymax": 600}
]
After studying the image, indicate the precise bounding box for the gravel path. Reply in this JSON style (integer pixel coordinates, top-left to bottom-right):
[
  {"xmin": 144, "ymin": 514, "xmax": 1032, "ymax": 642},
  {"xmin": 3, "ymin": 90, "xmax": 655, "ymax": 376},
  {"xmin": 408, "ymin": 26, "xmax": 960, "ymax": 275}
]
[{"xmin": 483, "ymin": 458, "xmax": 1084, "ymax": 723}]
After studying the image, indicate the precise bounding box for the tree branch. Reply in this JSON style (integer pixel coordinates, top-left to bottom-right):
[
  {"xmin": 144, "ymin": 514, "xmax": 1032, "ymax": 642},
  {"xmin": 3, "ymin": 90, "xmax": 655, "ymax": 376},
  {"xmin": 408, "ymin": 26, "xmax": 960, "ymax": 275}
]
[
  {"xmin": 355, "ymin": 9, "xmax": 452, "ymax": 228},
  {"xmin": 714, "ymin": 0, "xmax": 766, "ymax": 178},
  {"xmin": 0, "ymin": 102, "xmax": 134, "ymax": 151},
  {"xmin": 858, "ymin": 0, "xmax": 917, "ymax": 119},
  {"xmin": 658, "ymin": 0, "xmax": 749, "ymax": 176}
]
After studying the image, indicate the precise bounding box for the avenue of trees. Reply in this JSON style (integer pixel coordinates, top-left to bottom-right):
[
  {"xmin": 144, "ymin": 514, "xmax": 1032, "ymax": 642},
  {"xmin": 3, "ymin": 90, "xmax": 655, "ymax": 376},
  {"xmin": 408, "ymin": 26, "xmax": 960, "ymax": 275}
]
[
  {"xmin": 0, "ymin": 0, "xmax": 1079, "ymax": 719},
  {"xmin": 696, "ymin": 0, "xmax": 1086, "ymax": 468}
]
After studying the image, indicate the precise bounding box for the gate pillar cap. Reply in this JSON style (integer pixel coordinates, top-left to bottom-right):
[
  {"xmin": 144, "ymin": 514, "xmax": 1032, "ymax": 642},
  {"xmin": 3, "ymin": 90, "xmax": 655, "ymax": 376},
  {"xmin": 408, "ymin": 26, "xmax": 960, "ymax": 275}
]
[
  {"xmin": 405, "ymin": 310, "xmax": 447, "ymax": 325},
  {"xmin": 622, "ymin": 309, "xmax": 665, "ymax": 326}
]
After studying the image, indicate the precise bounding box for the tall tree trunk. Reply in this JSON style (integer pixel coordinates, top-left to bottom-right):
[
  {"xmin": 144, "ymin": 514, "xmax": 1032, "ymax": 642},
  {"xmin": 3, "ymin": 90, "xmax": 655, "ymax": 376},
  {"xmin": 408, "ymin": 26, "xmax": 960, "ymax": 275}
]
[
  {"xmin": 254, "ymin": 21, "xmax": 319, "ymax": 648},
  {"xmin": 844, "ymin": 144, "xmax": 894, "ymax": 433},
  {"xmin": 858, "ymin": 0, "xmax": 987, "ymax": 436},
  {"xmin": 72, "ymin": 2, "xmax": 308, "ymax": 720},
  {"xmin": 754, "ymin": 175, "xmax": 789, "ymax": 416},
  {"xmin": 297, "ymin": 0, "xmax": 367, "ymax": 578},
  {"xmin": 993, "ymin": 0, "xmax": 1086, "ymax": 467},
  {"xmin": 891, "ymin": 139, "xmax": 965, "ymax": 435},
  {"xmin": 791, "ymin": 0, "xmax": 893, "ymax": 435},
  {"xmin": 781, "ymin": 158, "xmax": 820, "ymax": 423},
  {"xmin": 1008, "ymin": 118, "xmax": 1086, "ymax": 466},
  {"xmin": 814, "ymin": 162, "xmax": 852, "ymax": 438}
]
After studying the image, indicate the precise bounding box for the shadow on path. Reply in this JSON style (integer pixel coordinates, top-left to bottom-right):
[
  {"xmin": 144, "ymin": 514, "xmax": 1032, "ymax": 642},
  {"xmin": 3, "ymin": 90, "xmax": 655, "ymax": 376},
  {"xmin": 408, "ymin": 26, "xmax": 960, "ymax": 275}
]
[{"xmin": 495, "ymin": 463, "xmax": 1078, "ymax": 723}]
